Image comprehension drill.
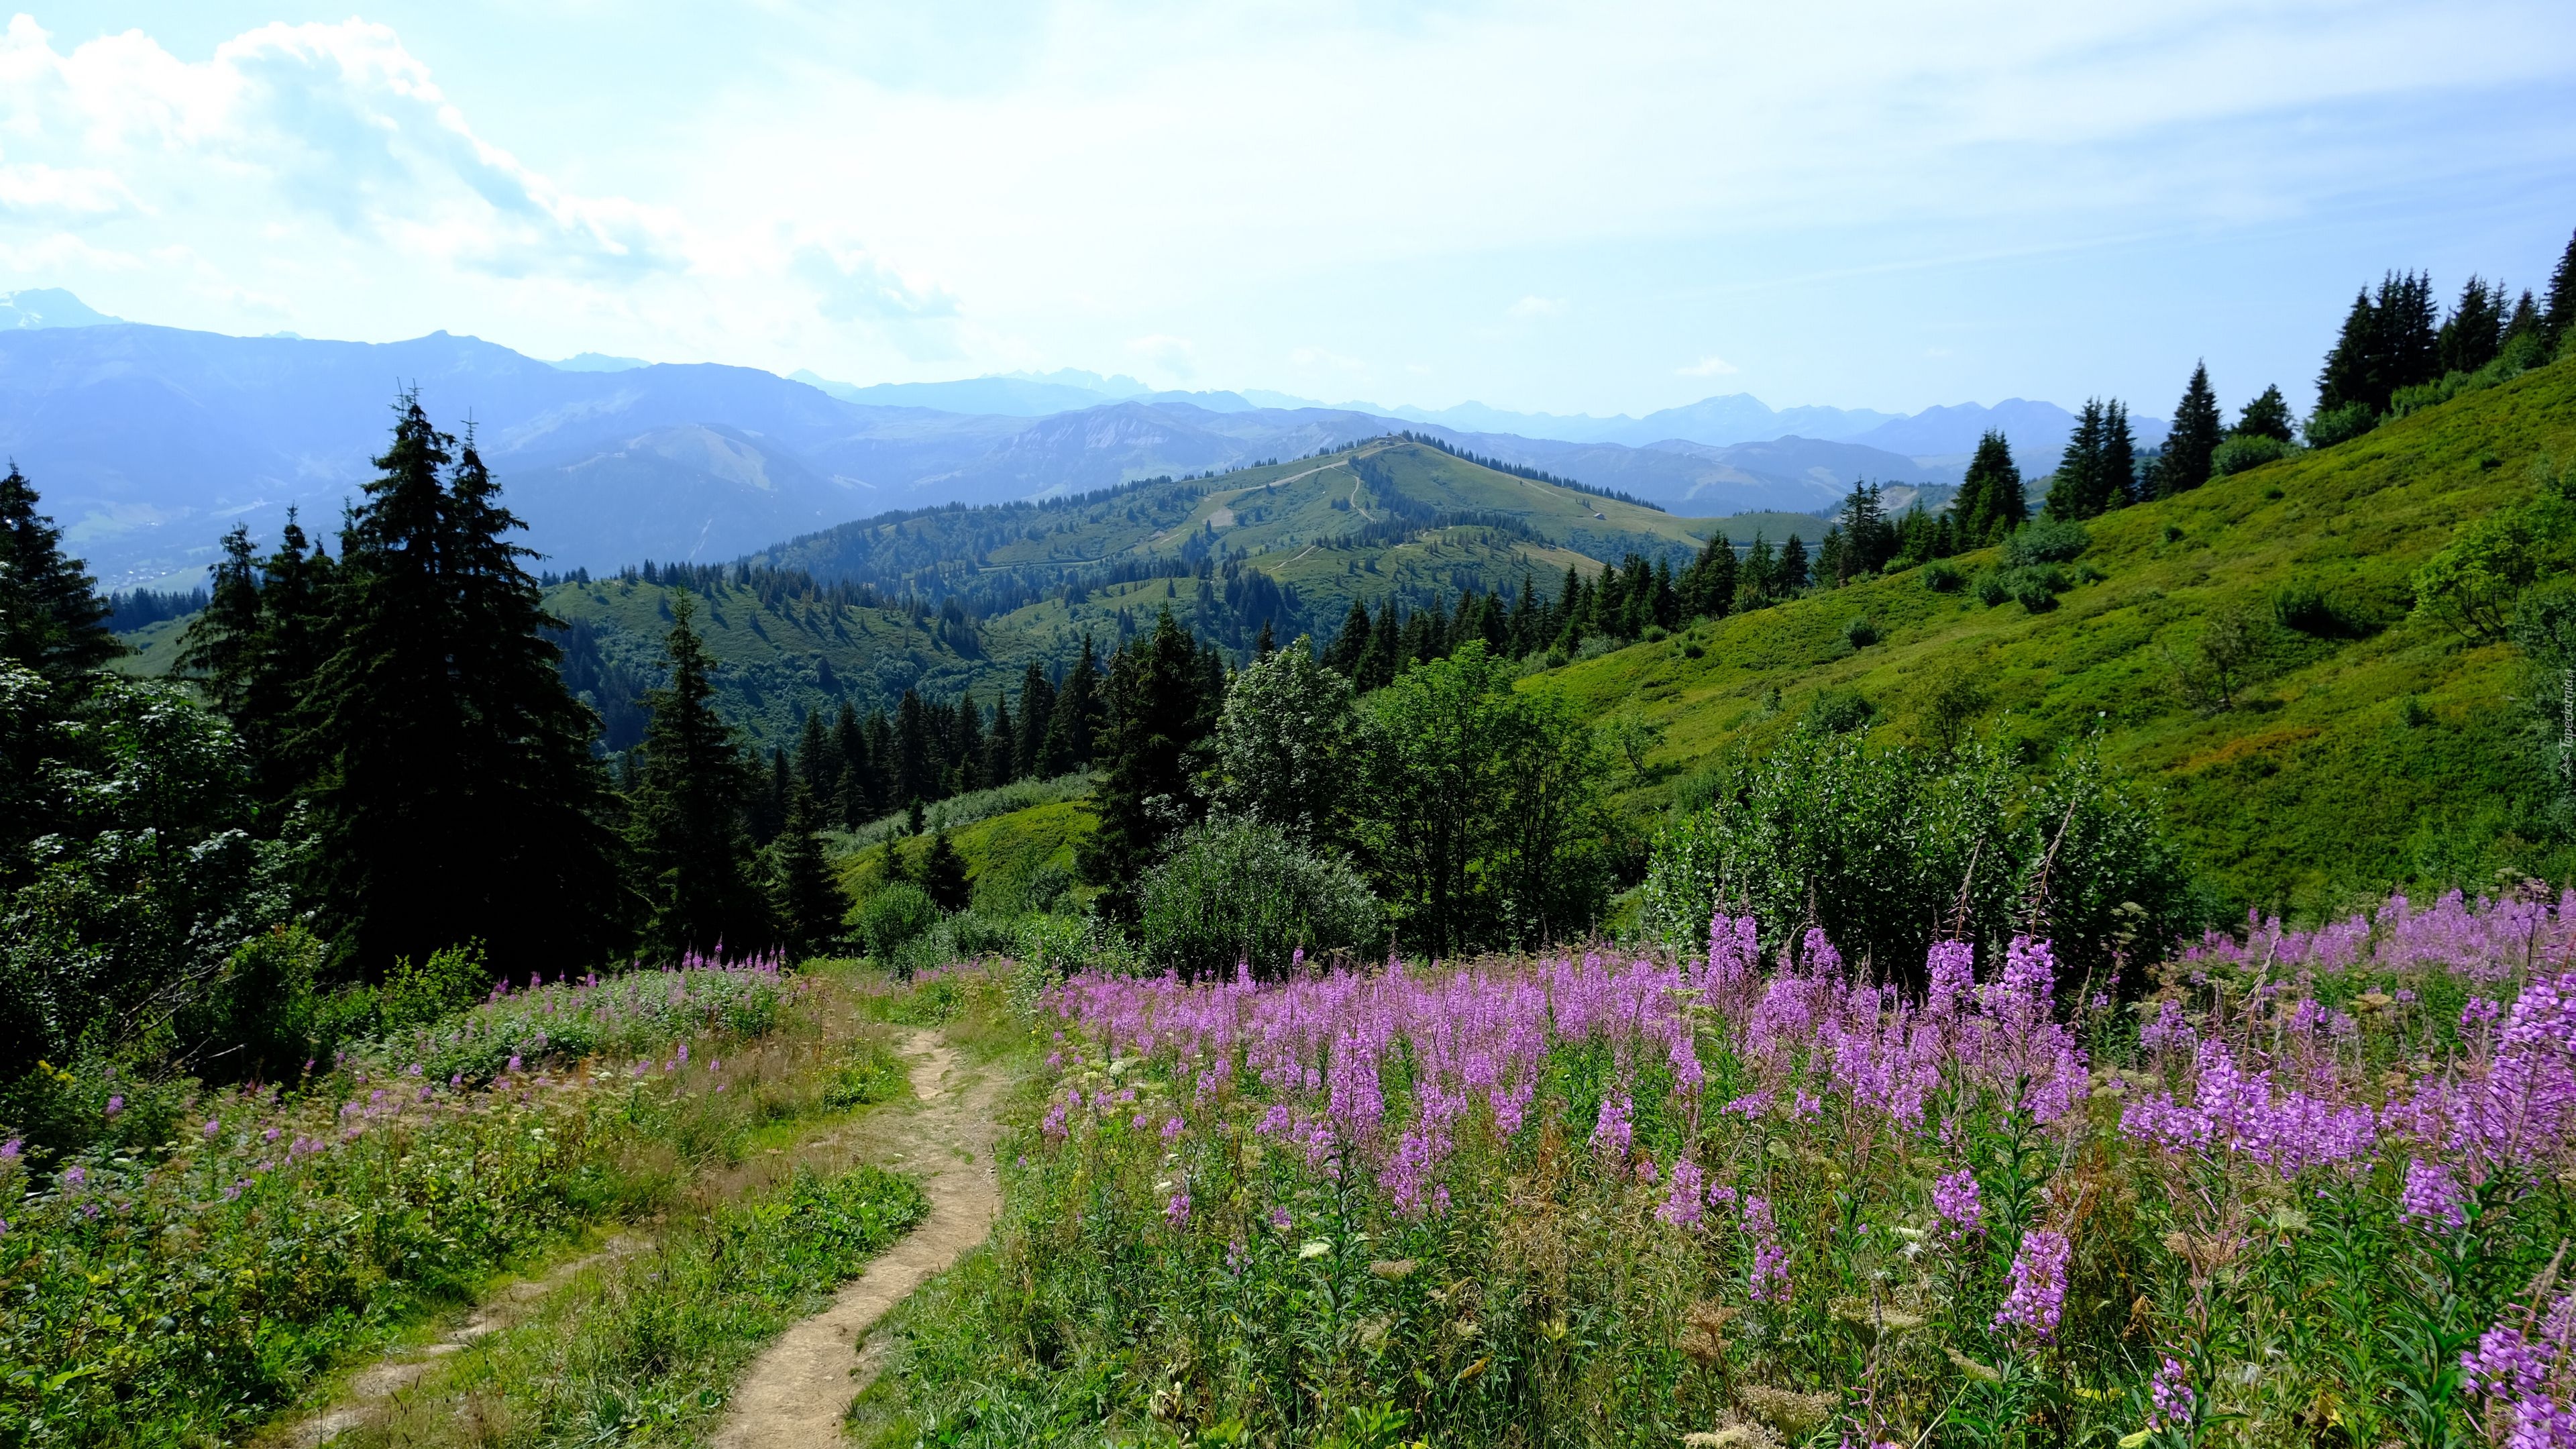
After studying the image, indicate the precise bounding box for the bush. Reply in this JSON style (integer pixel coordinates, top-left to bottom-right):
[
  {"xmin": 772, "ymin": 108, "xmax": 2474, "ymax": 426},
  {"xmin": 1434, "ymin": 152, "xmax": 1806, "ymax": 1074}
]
[
  {"xmin": 378, "ymin": 941, "xmax": 490, "ymax": 1031},
  {"xmin": 856, "ymin": 881, "xmax": 940, "ymax": 963},
  {"xmin": 1843, "ymin": 617, "xmax": 1880, "ymax": 649},
  {"xmin": 2304, "ymin": 400, "xmax": 2377, "ymax": 449},
  {"xmin": 1996, "ymin": 564, "xmax": 2070, "ymax": 611},
  {"xmin": 1640, "ymin": 623, "xmax": 1668, "ymax": 643},
  {"xmin": 1136, "ymin": 816, "xmax": 1383, "ymax": 979},
  {"xmin": 1801, "ymin": 688, "xmax": 1874, "ymax": 735},
  {"xmin": 1922, "ymin": 561, "xmax": 1965, "ymax": 593},
  {"xmin": 2002, "ymin": 518, "xmax": 2090, "ymax": 566},
  {"xmin": 2273, "ymin": 578, "xmax": 2352, "ymax": 637},
  {"xmin": 1973, "ymin": 571, "xmax": 2010, "ymax": 607},
  {"xmin": 2212, "ymin": 433, "xmax": 2296, "ymax": 477}
]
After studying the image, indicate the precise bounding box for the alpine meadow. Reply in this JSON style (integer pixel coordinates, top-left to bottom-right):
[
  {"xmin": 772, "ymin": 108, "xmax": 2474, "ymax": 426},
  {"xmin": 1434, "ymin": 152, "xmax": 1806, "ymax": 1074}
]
[{"xmin": 9, "ymin": 9, "xmax": 2576, "ymax": 1448}]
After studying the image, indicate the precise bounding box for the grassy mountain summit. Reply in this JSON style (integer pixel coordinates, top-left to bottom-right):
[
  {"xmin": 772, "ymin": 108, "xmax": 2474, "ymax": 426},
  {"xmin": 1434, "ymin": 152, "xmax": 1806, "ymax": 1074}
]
[{"xmin": 1544, "ymin": 352, "xmax": 2576, "ymax": 918}]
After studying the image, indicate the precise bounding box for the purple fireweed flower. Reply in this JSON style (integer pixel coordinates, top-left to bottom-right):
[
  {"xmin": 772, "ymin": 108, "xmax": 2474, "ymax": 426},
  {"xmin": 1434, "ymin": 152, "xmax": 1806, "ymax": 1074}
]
[
  {"xmin": 263, "ymin": 1126, "xmax": 280, "ymax": 1142},
  {"xmin": 1161, "ymin": 1115, "xmax": 1185, "ymax": 1143},
  {"xmin": 506, "ymin": 1055, "xmax": 523, "ymax": 1073},
  {"xmin": 1750, "ymin": 1239, "xmax": 1792, "ymax": 1304},
  {"xmin": 1925, "ymin": 939, "xmax": 1975, "ymax": 1019},
  {"xmin": 1992, "ymin": 1230, "xmax": 2072, "ymax": 1341},
  {"xmin": 2401, "ymin": 1158, "xmax": 2469, "ymax": 1230},
  {"xmin": 1, "ymin": 1138, "xmax": 20, "ymax": 1161},
  {"xmin": 1591, "ymin": 1092, "xmax": 1633, "ymax": 1161},
  {"xmin": 103, "ymin": 1095, "xmax": 123, "ymax": 1117},
  {"xmin": 407, "ymin": 1063, "xmax": 423, "ymax": 1077},
  {"xmin": 62, "ymin": 1165, "xmax": 87, "ymax": 1187},
  {"xmin": 1270, "ymin": 1205, "xmax": 1292, "ymax": 1231},
  {"xmin": 2462, "ymin": 1291, "xmax": 2576, "ymax": 1445},
  {"xmin": 1165, "ymin": 1191, "xmax": 1191, "ymax": 1229},
  {"xmin": 1657, "ymin": 1159, "xmax": 1706, "ymax": 1228},
  {"xmin": 1933, "ymin": 1169, "xmax": 1983, "ymax": 1238},
  {"xmin": 201, "ymin": 1118, "xmax": 219, "ymax": 1140}
]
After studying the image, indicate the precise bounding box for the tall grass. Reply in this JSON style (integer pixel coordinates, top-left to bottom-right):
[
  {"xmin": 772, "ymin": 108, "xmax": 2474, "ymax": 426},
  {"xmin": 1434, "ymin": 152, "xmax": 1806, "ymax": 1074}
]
[{"xmin": 859, "ymin": 888, "xmax": 2576, "ymax": 1447}]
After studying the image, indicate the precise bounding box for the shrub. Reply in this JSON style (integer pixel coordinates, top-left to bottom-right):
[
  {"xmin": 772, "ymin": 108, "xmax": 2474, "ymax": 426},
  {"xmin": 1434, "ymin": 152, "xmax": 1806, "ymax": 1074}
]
[
  {"xmin": 1843, "ymin": 617, "xmax": 1880, "ymax": 649},
  {"xmin": 2002, "ymin": 564, "xmax": 2070, "ymax": 611},
  {"xmin": 1922, "ymin": 560, "xmax": 1965, "ymax": 593},
  {"xmin": 1680, "ymin": 640, "xmax": 1706, "ymax": 659},
  {"xmin": 378, "ymin": 941, "xmax": 490, "ymax": 1031},
  {"xmin": 2002, "ymin": 518, "xmax": 2090, "ymax": 566},
  {"xmin": 1574, "ymin": 634, "xmax": 1618, "ymax": 661},
  {"xmin": 1973, "ymin": 571, "xmax": 2010, "ymax": 607},
  {"xmin": 1801, "ymin": 688, "xmax": 1874, "ymax": 735},
  {"xmin": 856, "ymin": 881, "xmax": 940, "ymax": 963},
  {"xmin": 1640, "ymin": 623, "xmax": 1669, "ymax": 643},
  {"xmin": 2212, "ymin": 433, "xmax": 2296, "ymax": 477},
  {"xmin": 1136, "ymin": 816, "xmax": 1383, "ymax": 979},
  {"xmin": 2273, "ymin": 578, "xmax": 2351, "ymax": 637},
  {"xmin": 2304, "ymin": 400, "xmax": 2377, "ymax": 448}
]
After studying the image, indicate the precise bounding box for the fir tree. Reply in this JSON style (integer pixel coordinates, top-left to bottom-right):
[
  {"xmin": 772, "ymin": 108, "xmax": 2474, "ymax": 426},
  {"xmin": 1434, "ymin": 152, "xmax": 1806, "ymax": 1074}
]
[
  {"xmin": 2544, "ymin": 229, "xmax": 2576, "ymax": 346},
  {"xmin": 1778, "ymin": 534, "xmax": 1811, "ymax": 594},
  {"xmin": 951, "ymin": 692, "xmax": 985, "ymax": 793},
  {"xmin": 983, "ymin": 692, "xmax": 1016, "ymax": 786},
  {"xmin": 2047, "ymin": 400, "xmax": 2112, "ymax": 520},
  {"xmin": 1739, "ymin": 535, "xmax": 1776, "ymax": 610},
  {"xmin": 1015, "ymin": 663, "xmax": 1055, "ymax": 778},
  {"xmin": 1324, "ymin": 598, "xmax": 1372, "ymax": 680},
  {"xmin": 1077, "ymin": 609, "xmax": 1216, "ymax": 909},
  {"xmin": 2235, "ymin": 386, "xmax": 2296, "ymax": 443},
  {"xmin": 301, "ymin": 399, "xmax": 627, "ymax": 973},
  {"xmin": 2316, "ymin": 286, "xmax": 2379, "ymax": 414},
  {"xmin": 1041, "ymin": 635, "xmax": 1101, "ymax": 773},
  {"xmin": 2153, "ymin": 363, "xmax": 2223, "ymax": 497},
  {"xmin": 0, "ymin": 464, "xmax": 121, "ymax": 691},
  {"xmin": 894, "ymin": 690, "xmax": 936, "ymax": 804},
  {"xmin": 1682, "ymin": 534, "xmax": 1736, "ymax": 621},
  {"xmin": 2439, "ymin": 275, "xmax": 2505, "ymax": 376},
  {"xmin": 626, "ymin": 591, "xmax": 769, "ymax": 958},
  {"xmin": 1362, "ymin": 599, "xmax": 1402, "ymax": 692},
  {"xmin": 1952, "ymin": 431, "xmax": 2025, "ymax": 545},
  {"xmin": 830, "ymin": 702, "xmax": 871, "ymax": 826},
  {"xmin": 768, "ymin": 784, "xmax": 847, "ymax": 961},
  {"xmin": 918, "ymin": 830, "xmax": 970, "ymax": 913},
  {"xmin": 2102, "ymin": 401, "xmax": 2138, "ymax": 510}
]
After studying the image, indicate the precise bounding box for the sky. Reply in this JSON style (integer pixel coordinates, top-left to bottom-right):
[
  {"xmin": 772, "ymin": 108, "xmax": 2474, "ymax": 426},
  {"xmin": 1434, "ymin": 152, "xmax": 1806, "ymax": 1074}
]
[{"xmin": 3, "ymin": 1, "xmax": 2573, "ymax": 421}]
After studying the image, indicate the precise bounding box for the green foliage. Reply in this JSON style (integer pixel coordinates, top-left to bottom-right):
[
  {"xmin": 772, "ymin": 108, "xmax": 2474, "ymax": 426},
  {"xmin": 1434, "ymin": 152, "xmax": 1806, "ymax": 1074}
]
[
  {"xmin": 1357, "ymin": 643, "xmax": 1613, "ymax": 954},
  {"xmin": 378, "ymin": 940, "xmax": 492, "ymax": 1031},
  {"xmin": 769, "ymin": 785, "xmax": 851, "ymax": 961},
  {"xmin": 1803, "ymin": 687, "xmax": 1875, "ymax": 734},
  {"xmin": 918, "ymin": 831, "xmax": 971, "ymax": 914},
  {"xmin": 627, "ymin": 591, "xmax": 771, "ymax": 957},
  {"xmin": 1843, "ymin": 616, "xmax": 1881, "ymax": 649},
  {"xmin": 0, "ymin": 464, "xmax": 121, "ymax": 692},
  {"xmin": 1077, "ymin": 610, "xmax": 1222, "ymax": 910},
  {"xmin": 1638, "ymin": 733, "xmax": 2190, "ymax": 978},
  {"xmin": 1212, "ymin": 642, "xmax": 1361, "ymax": 851},
  {"xmin": 2211, "ymin": 432, "xmax": 2296, "ymax": 477},
  {"xmin": 2305, "ymin": 399, "xmax": 2378, "ymax": 449},
  {"xmin": 824, "ymin": 1039, "xmax": 911, "ymax": 1108},
  {"xmin": 2154, "ymin": 360, "xmax": 2225, "ymax": 496},
  {"xmin": 2001, "ymin": 519, "xmax": 2091, "ymax": 567},
  {"xmin": 2409, "ymin": 459, "xmax": 2576, "ymax": 643},
  {"xmin": 1136, "ymin": 816, "xmax": 1385, "ymax": 979},
  {"xmin": 857, "ymin": 881, "xmax": 941, "ymax": 963}
]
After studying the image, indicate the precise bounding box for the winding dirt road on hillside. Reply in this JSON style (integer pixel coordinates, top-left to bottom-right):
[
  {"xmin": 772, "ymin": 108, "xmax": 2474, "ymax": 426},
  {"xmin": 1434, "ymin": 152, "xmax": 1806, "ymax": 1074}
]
[{"xmin": 710, "ymin": 1030, "xmax": 1003, "ymax": 1449}]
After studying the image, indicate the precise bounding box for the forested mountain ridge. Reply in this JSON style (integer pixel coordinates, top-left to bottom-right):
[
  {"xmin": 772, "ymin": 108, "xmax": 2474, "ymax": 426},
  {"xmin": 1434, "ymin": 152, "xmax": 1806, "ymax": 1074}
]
[{"xmin": 1540, "ymin": 350, "xmax": 2576, "ymax": 918}]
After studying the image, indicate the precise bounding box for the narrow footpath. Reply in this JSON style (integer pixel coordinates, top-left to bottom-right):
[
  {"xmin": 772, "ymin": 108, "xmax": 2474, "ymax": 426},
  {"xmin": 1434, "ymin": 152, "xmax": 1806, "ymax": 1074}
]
[{"xmin": 710, "ymin": 1030, "xmax": 1004, "ymax": 1449}]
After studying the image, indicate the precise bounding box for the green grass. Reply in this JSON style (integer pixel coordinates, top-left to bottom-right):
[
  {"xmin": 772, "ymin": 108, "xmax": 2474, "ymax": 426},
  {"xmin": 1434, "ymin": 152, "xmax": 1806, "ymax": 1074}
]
[
  {"xmin": 1534, "ymin": 354, "xmax": 2576, "ymax": 918},
  {"xmin": 355, "ymin": 1165, "xmax": 926, "ymax": 1449}
]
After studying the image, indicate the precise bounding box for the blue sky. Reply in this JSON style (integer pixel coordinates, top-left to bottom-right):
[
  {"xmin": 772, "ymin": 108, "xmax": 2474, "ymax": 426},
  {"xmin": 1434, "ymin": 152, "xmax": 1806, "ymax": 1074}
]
[{"xmin": 3, "ymin": 1, "xmax": 2571, "ymax": 420}]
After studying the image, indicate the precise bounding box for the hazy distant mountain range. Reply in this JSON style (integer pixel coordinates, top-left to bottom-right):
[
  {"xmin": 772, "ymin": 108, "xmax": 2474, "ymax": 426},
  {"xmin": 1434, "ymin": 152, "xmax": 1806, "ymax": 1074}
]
[{"xmin": 0, "ymin": 288, "xmax": 2161, "ymax": 587}]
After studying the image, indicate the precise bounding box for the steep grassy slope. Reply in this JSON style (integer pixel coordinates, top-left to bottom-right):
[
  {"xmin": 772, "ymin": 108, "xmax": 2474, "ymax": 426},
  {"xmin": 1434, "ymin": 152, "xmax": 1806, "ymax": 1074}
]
[{"xmin": 1546, "ymin": 357, "xmax": 2576, "ymax": 918}]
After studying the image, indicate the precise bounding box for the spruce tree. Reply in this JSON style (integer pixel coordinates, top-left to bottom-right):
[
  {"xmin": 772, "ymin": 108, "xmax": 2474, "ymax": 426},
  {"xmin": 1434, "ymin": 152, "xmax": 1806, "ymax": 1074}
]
[
  {"xmin": 918, "ymin": 830, "xmax": 970, "ymax": 913},
  {"xmin": 2547, "ymin": 229, "xmax": 2576, "ymax": 347},
  {"xmin": 626, "ymin": 591, "xmax": 770, "ymax": 959},
  {"xmin": 2102, "ymin": 401, "xmax": 2138, "ymax": 511},
  {"xmin": 1362, "ymin": 600, "xmax": 1402, "ymax": 691},
  {"xmin": 1739, "ymin": 535, "xmax": 1776, "ymax": 609},
  {"xmin": 1953, "ymin": 431, "xmax": 2025, "ymax": 545},
  {"xmin": 1077, "ymin": 609, "xmax": 1215, "ymax": 909},
  {"xmin": 2439, "ymin": 275, "xmax": 2504, "ymax": 376},
  {"xmin": 301, "ymin": 399, "xmax": 627, "ymax": 973},
  {"xmin": 983, "ymin": 692, "xmax": 1016, "ymax": 786},
  {"xmin": 2235, "ymin": 386, "xmax": 2296, "ymax": 443},
  {"xmin": 0, "ymin": 464, "xmax": 121, "ymax": 691},
  {"xmin": 1778, "ymin": 534, "xmax": 1811, "ymax": 594},
  {"xmin": 2316, "ymin": 287, "xmax": 2377, "ymax": 414},
  {"xmin": 830, "ymin": 701, "xmax": 870, "ymax": 825},
  {"xmin": 893, "ymin": 690, "xmax": 935, "ymax": 804},
  {"xmin": 2154, "ymin": 364, "xmax": 2223, "ymax": 497},
  {"xmin": 2046, "ymin": 401, "xmax": 2109, "ymax": 520},
  {"xmin": 1324, "ymin": 598, "xmax": 1372, "ymax": 680},
  {"xmin": 1015, "ymin": 663, "xmax": 1055, "ymax": 777},
  {"xmin": 1040, "ymin": 635, "xmax": 1100, "ymax": 773},
  {"xmin": 768, "ymin": 783, "xmax": 847, "ymax": 961}
]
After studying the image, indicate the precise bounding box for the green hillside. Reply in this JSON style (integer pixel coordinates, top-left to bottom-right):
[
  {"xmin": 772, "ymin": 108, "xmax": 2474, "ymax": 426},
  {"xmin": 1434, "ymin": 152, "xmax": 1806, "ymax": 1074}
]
[{"xmin": 1540, "ymin": 355, "xmax": 2576, "ymax": 918}]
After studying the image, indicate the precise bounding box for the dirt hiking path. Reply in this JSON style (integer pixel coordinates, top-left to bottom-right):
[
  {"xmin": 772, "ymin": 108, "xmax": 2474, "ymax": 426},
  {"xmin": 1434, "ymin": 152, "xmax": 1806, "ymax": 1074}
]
[{"xmin": 711, "ymin": 1028, "xmax": 1002, "ymax": 1449}]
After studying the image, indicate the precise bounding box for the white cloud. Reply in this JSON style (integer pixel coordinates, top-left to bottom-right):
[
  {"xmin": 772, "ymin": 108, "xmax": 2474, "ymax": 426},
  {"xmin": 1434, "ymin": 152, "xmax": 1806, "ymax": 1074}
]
[
  {"xmin": 1677, "ymin": 355, "xmax": 1740, "ymax": 377},
  {"xmin": 1126, "ymin": 333, "xmax": 1197, "ymax": 380},
  {"xmin": 1506, "ymin": 295, "xmax": 1568, "ymax": 319},
  {"xmin": 1288, "ymin": 344, "xmax": 1366, "ymax": 374}
]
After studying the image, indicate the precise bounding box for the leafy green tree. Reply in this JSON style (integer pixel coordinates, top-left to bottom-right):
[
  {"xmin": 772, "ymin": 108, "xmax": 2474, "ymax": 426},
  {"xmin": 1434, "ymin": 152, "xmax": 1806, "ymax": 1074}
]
[
  {"xmin": 768, "ymin": 784, "xmax": 847, "ymax": 961},
  {"xmin": 1951, "ymin": 431, "xmax": 2027, "ymax": 545},
  {"xmin": 1136, "ymin": 816, "xmax": 1382, "ymax": 979},
  {"xmin": 2153, "ymin": 362, "xmax": 2224, "ymax": 496},
  {"xmin": 1355, "ymin": 642, "xmax": 1610, "ymax": 955},
  {"xmin": 627, "ymin": 591, "xmax": 769, "ymax": 958},
  {"xmin": 1077, "ymin": 610, "xmax": 1217, "ymax": 910},
  {"xmin": 0, "ymin": 465, "xmax": 121, "ymax": 692},
  {"xmin": 2234, "ymin": 385, "xmax": 2296, "ymax": 443},
  {"xmin": 301, "ymin": 399, "xmax": 626, "ymax": 976},
  {"xmin": 1212, "ymin": 641, "xmax": 1360, "ymax": 851}
]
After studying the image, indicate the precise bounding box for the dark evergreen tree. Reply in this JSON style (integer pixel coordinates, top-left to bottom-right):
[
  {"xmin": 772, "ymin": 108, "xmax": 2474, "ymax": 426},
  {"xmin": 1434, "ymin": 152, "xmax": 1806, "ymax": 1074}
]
[
  {"xmin": 2047, "ymin": 400, "xmax": 2113, "ymax": 520},
  {"xmin": 2153, "ymin": 363, "xmax": 2223, "ymax": 496},
  {"xmin": 1040, "ymin": 635, "xmax": 1101, "ymax": 775},
  {"xmin": 2234, "ymin": 386, "xmax": 2296, "ymax": 443},
  {"xmin": 1015, "ymin": 663, "xmax": 1055, "ymax": 777},
  {"xmin": 1324, "ymin": 598, "xmax": 1372, "ymax": 680},
  {"xmin": 1952, "ymin": 431, "xmax": 2025, "ymax": 545},
  {"xmin": 918, "ymin": 830, "xmax": 970, "ymax": 913},
  {"xmin": 2316, "ymin": 286, "xmax": 2378, "ymax": 415},
  {"xmin": 2544, "ymin": 229, "xmax": 2576, "ymax": 346},
  {"xmin": 751, "ymin": 748, "xmax": 791, "ymax": 844},
  {"xmin": 768, "ymin": 784, "xmax": 847, "ymax": 961},
  {"xmin": 1778, "ymin": 534, "xmax": 1811, "ymax": 594},
  {"xmin": 1077, "ymin": 609, "xmax": 1216, "ymax": 910},
  {"xmin": 1254, "ymin": 618, "xmax": 1276, "ymax": 659},
  {"xmin": 1739, "ymin": 535, "xmax": 1776, "ymax": 610},
  {"xmin": 796, "ymin": 708, "xmax": 839, "ymax": 804},
  {"xmin": 2439, "ymin": 275, "xmax": 2505, "ymax": 376},
  {"xmin": 951, "ymin": 692, "xmax": 985, "ymax": 793},
  {"xmin": 2103, "ymin": 401, "xmax": 2138, "ymax": 509},
  {"xmin": 830, "ymin": 702, "xmax": 871, "ymax": 826},
  {"xmin": 2318, "ymin": 271, "xmax": 2440, "ymax": 416},
  {"xmin": 1682, "ymin": 534, "xmax": 1736, "ymax": 621},
  {"xmin": 1361, "ymin": 599, "xmax": 1402, "ymax": 692},
  {"xmin": 0, "ymin": 464, "xmax": 121, "ymax": 691},
  {"xmin": 983, "ymin": 692, "xmax": 1016, "ymax": 786},
  {"xmin": 176, "ymin": 513, "xmax": 335, "ymax": 815},
  {"xmin": 2506, "ymin": 289, "xmax": 2544, "ymax": 348},
  {"xmin": 626, "ymin": 591, "xmax": 769, "ymax": 959},
  {"xmin": 301, "ymin": 399, "xmax": 627, "ymax": 974},
  {"xmin": 894, "ymin": 689, "xmax": 936, "ymax": 805}
]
